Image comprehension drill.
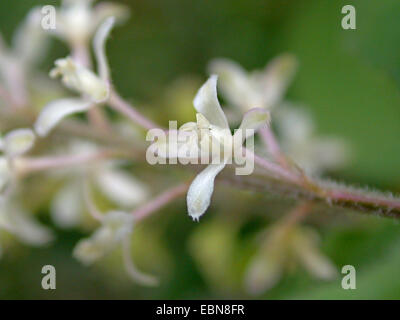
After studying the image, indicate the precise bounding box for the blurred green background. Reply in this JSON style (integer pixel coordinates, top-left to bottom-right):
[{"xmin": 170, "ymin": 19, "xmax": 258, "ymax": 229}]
[{"xmin": 0, "ymin": 0, "xmax": 400, "ymax": 299}]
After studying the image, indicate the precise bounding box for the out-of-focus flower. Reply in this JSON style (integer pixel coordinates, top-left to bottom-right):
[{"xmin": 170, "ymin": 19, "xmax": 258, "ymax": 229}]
[
  {"xmin": 0, "ymin": 7, "xmax": 48, "ymax": 107},
  {"xmin": 0, "ymin": 128, "xmax": 35, "ymax": 195},
  {"xmin": 244, "ymin": 223, "xmax": 337, "ymax": 295},
  {"xmin": 274, "ymin": 104, "xmax": 349, "ymax": 175},
  {"xmin": 49, "ymin": 141, "xmax": 148, "ymax": 228},
  {"xmin": 73, "ymin": 209, "xmax": 157, "ymax": 286},
  {"xmin": 0, "ymin": 202, "xmax": 53, "ymax": 249},
  {"xmin": 152, "ymin": 75, "xmax": 269, "ymax": 221},
  {"xmin": 35, "ymin": 17, "xmax": 115, "ymax": 137},
  {"xmin": 73, "ymin": 210, "xmax": 133, "ymax": 264},
  {"xmin": 51, "ymin": 0, "xmax": 129, "ymax": 47},
  {"xmin": 209, "ymin": 54, "xmax": 297, "ymax": 112}
]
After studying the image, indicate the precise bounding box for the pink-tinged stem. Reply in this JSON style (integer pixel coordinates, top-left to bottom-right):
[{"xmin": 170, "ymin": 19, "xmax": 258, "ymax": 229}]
[
  {"xmin": 109, "ymin": 90, "xmax": 161, "ymax": 131},
  {"xmin": 259, "ymin": 126, "xmax": 288, "ymax": 167},
  {"xmin": 282, "ymin": 201, "xmax": 314, "ymax": 227},
  {"xmin": 328, "ymin": 189, "xmax": 400, "ymax": 214},
  {"xmin": 244, "ymin": 147, "xmax": 301, "ymax": 185},
  {"xmin": 17, "ymin": 150, "xmax": 114, "ymax": 175},
  {"xmin": 133, "ymin": 183, "xmax": 189, "ymax": 221}
]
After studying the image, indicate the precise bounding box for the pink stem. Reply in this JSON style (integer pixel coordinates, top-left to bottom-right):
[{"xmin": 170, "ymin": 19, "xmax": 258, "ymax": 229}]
[
  {"xmin": 17, "ymin": 150, "xmax": 114, "ymax": 175},
  {"xmin": 328, "ymin": 189, "xmax": 400, "ymax": 212},
  {"xmin": 132, "ymin": 183, "xmax": 189, "ymax": 221},
  {"xmin": 245, "ymin": 147, "xmax": 301, "ymax": 185},
  {"xmin": 259, "ymin": 125, "xmax": 288, "ymax": 167},
  {"xmin": 109, "ymin": 90, "xmax": 161, "ymax": 131}
]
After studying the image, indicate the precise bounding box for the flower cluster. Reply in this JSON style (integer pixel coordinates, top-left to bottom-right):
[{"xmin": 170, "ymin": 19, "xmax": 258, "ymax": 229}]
[{"xmin": 0, "ymin": 0, "xmax": 398, "ymax": 295}]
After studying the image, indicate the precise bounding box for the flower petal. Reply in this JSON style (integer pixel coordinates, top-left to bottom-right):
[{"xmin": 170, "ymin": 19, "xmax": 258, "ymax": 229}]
[
  {"xmin": 244, "ymin": 251, "xmax": 283, "ymax": 295},
  {"xmin": 187, "ymin": 163, "xmax": 226, "ymax": 221},
  {"xmin": 0, "ymin": 204, "xmax": 54, "ymax": 246},
  {"xmin": 51, "ymin": 180, "xmax": 83, "ymax": 228},
  {"xmin": 93, "ymin": 16, "xmax": 114, "ymax": 82},
  {"xmin": 13, "ymin": 7, "xmax": 47, "ymax": 66},
  {"xmin": 0, "ymin": 156, "xmax": 10, "ymax": 193},
  {"xmin": 256, "ymin": 53, "xmax": 298, "ymax": 108},
  {"xmin": 4, "ymin": 128, "xmax": 35, "ymax": 157},
  {"xmin": 193, "ymin": 75, "xmax": 229, "ymax": 129},
  {"xmin": 95, "ymin": 165, "xmax": 149, "ymax": 207},
  {"xmin": 235, "ymin": 108, "xmax": 270, "ymax": 142},
  {"xmin": 93, "ymin": 2, "xmax": 130, "ymax": 29},
  {"xmin": 34, "ymin": 98, "xmax": 92, "ymax": 137},
  {"xmin": 208, "ymin": 58, "xmax": 254, "ymax": 111}
]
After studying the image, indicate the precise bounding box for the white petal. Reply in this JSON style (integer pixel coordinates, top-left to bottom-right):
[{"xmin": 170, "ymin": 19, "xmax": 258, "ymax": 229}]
[
  {"xmin": 187, "ymin": 163, "xmax": 226, "ymax": 221},
  {"xmin": 235, "ymin": 108, "xmax": 270, "ymax": 142},
  {"xmin": 256, "ymin": 53, "xmax": 298, "ymax": 108},
  {"xmin": 293, "ymin": 228, "xmax": 337, "ymax": 280},
  {"xmin": 34, "ymin": 98, "xmax": 92, "ymax": 137},
  {"xmin": 0, "ymin": 205, "xmax": 53, "ymax": 246},
  {"xmin": 51, "ymin": 180, "xmax": 83, "ymax": 228},
  {"xmin": 0, "ymin": 157, "xmax": 11, "ymax": 193},
  {"xmin": 193, "ymin": 75, "xmax": 229, "ymax": 129},
  {"xmin": 208, "ymin": 58, "xmax": 254, "ymax": 111},
  {"xmin": 95, "ymin": 167, "xmax": 149, "ymax": 207},
  {"xmin": 93, "ymin": 16, "xmax": 114, "ymax": 81},
  {"xmin": 93, "ymin": 2, "xmax": 130, "ymax": 28},
  {"xmin": 244, "ymin": 252, "xmax": 283, "ymax": 295},
  {"xmin": 13, "ymin": 7, "xmax": 47, "ymax": 66},
  {"xmin": 4, "ymin": 128, "xmax": 35, "ymax": 157}
]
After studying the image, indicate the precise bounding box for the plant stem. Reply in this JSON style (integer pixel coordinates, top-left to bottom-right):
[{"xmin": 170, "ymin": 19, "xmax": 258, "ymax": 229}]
[
  {"xmin": 132, "ymin": 183, "xmax": 189, "ymax": 221},
  {"xmin": 108, "ymin": 89, "xmax": 161, "ymax": 131}
]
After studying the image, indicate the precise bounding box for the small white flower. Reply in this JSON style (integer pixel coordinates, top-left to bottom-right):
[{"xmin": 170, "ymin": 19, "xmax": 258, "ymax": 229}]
[
  {"xmin": 153, "ymin": 75, "xmax": 269, "ymax": 221},
  {"xmin": 50, "ymin": 57, "xmax": 109, "ymax": 102},
  {"xmin": 73, "ymin": 210, "xmax": 134, "ymax": 265},
  {"xmin": 35, "ymin": 17, "xmax": 115, "ymax": 137},
  {"xmin": 244, "ymin": 223, "xmax": 337, "ymax": 295},
  {"xmin": 51, "ymin": 0, "xmax": 129, "ymax": 47},
  {"xmin": 209, "ymin": 54, "xmax": 297, "ymax": 112},
  {"xmin": 274, "ymin": 104, "xmax": 349, "ymax": 175}
]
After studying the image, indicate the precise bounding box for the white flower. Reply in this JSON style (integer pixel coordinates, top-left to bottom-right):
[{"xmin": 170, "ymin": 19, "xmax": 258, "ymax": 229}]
[
  {"xmin": 153, "ymin": 76, "xmax": 269, "ymax": 221},
  {"xmin": 49, "ymin": 141, "xmax": 149, "ymax": 228},
  {"xmin": 73, "ymin": 210, "xmax": 133, "ymax": 265},
  {"xmin": 274, "ymin": 104, "xmax": 349, "ymax": 175},
  {"xmin": 34, "ymin": 17, "xmax": 115, "ymax": 137},
  {"xmin": 209, "ymin": 54, "xmax": 297, "ymax": 112},
  {"xmin": 0, "ymin": 202, "xmax": 54, "ymax": 247},
  {"xmin": 73, "ymin": 209, "xmax": 157, "ymax": 286},
  {"xmin": 244, "ymin": 224, "xmax": 337, "ymax": 295},
  {"xmin": 50, "ymin": 57, "xmax": 109, "ymax": 102},
  {"xmin": 51, "ymin": 0, "xmax": 129, "ymax": 47}
]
